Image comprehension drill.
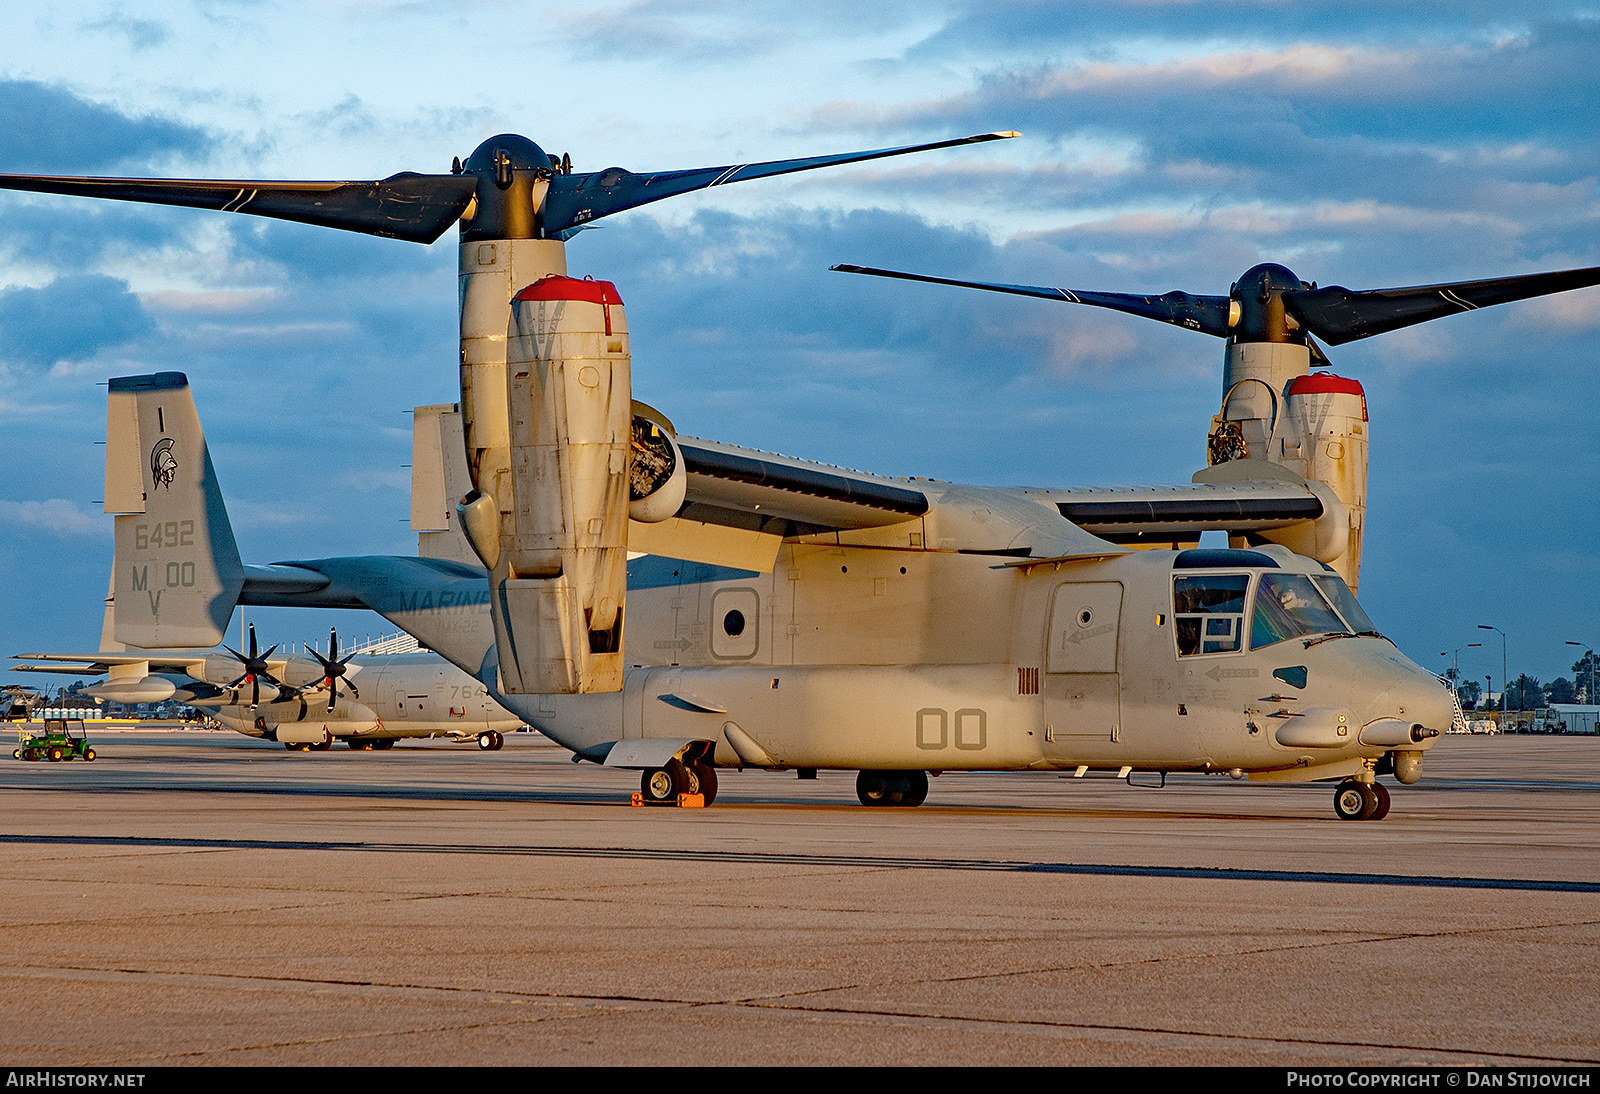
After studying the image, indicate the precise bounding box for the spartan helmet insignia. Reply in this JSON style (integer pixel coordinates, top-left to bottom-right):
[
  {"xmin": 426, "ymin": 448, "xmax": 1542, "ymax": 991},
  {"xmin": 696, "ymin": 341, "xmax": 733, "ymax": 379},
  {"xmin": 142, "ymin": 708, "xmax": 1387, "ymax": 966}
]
[{"xmin": 150, "ymin": 437, "xmax": 178, "ymax": 491}]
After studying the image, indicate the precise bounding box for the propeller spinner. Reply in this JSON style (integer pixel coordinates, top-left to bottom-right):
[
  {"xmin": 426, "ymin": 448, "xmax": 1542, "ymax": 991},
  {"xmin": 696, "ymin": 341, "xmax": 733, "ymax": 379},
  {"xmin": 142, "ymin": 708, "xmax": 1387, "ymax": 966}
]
[
  {"xmin": 221, "ymin": 623, "xmax": 287, "ymax": 711},
  {"xmin": 309, "ymin": 628, "xmax": 359, "ymax": 714}
]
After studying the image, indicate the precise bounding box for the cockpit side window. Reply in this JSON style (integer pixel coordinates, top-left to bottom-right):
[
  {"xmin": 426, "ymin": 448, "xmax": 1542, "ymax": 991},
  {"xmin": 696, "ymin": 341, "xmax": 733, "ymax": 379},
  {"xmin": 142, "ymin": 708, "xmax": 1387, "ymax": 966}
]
[
  {"xmin": 1250, "ymin": 573, "xmax": 1348, "ymax": 649},
  {"xmin": 1173, "ymin": 574, "xmax": 1249, "ymax": 656},
  {"xmin": 1312, "ymin": 574, "xmax": 1378, "ymax": 634}
]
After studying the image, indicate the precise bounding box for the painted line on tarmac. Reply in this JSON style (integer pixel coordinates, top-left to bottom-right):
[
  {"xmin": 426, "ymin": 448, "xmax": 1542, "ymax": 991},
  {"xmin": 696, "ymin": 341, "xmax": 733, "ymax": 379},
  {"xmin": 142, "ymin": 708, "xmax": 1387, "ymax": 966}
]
[{"xmin": 2, "ymin": 833, "xmax": 1597, "ymax": 893}]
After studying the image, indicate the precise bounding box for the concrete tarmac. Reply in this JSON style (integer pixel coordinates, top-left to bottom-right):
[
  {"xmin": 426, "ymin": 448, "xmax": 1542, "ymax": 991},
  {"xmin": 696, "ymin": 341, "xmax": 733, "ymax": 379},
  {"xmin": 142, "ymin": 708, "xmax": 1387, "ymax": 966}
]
[{"xmin": 0, "ymin": 729, "xmax": 1596, "ymax": 1066}]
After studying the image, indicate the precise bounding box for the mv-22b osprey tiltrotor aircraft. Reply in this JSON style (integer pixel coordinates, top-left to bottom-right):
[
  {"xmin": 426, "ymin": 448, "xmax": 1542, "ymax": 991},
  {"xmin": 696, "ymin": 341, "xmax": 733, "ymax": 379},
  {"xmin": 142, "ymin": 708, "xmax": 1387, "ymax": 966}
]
[{"xmin": 11, "ymin": 132, "xmax": 1600, "ymax": 819}]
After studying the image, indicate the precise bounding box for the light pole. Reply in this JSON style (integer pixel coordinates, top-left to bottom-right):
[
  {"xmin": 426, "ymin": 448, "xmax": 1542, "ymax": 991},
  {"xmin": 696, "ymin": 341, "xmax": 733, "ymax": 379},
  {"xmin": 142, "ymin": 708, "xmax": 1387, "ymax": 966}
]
[
  {"xmin": 1441, "ymin": 643, "xmax": 1482, "ymax": 706},
  {"xmin": 1565, "ymin": 641, "xmax": 1596, "ymax": 705},
  {"xmin": 1479, "ymin": 625, "xmax": 1508, "ymax": 728}
]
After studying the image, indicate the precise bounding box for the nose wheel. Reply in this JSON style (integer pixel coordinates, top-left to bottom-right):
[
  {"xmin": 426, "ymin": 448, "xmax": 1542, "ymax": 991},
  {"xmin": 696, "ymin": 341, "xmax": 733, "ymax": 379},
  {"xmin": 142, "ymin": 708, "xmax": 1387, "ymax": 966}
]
[
  {"xmin": 1334, "ymin": 779, "xmax": 1390, "ymax": 820},
  {"xmin": 477, "ymin": 731, "xmax": 504, "ymax": 751}
]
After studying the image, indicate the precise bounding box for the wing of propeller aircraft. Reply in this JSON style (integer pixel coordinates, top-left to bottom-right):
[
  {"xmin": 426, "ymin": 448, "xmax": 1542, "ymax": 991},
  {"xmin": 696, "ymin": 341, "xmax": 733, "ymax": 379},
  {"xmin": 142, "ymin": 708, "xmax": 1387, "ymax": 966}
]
[{"xmin": 12, "ymin": 129, "xmax": 1593, "ymax": 818}]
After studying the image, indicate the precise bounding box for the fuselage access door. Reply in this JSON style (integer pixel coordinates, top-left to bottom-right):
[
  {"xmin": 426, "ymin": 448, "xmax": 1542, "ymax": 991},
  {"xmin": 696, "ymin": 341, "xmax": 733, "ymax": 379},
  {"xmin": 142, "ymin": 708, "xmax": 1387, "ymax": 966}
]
[{"xmin": 1042, "ymin": 581, "xmax": 1123, "ymax": 762}]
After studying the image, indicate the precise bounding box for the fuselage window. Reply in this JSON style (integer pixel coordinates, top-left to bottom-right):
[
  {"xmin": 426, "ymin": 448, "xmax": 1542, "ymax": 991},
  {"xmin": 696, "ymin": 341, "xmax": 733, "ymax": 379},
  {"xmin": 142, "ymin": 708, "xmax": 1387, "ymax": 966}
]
[
  {"xmin": 1250, "ymin": 573, "xmax": 1348, "ymax": 649},
  {"xmin": 1173, "ymin": 574, "xmax": 1249, "ymax": 656}
]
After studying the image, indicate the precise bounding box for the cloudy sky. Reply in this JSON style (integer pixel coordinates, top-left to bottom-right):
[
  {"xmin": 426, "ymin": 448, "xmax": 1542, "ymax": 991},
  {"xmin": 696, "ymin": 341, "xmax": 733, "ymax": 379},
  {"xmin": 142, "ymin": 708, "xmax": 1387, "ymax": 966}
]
[{"xmin": 1, "ymin": 1, "xmax": 1596, "ymax": 695}]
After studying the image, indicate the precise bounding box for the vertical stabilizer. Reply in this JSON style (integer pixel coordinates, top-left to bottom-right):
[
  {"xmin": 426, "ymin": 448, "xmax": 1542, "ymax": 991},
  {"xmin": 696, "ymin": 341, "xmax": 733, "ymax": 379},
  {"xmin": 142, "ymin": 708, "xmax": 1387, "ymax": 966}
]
[
  {"xmin": 98, "ymin": 568, "xmax": 122, "ymax": 653},
  {"xmin": 106, "ymin": 373, "xmax": 244, "ymax": 647}
]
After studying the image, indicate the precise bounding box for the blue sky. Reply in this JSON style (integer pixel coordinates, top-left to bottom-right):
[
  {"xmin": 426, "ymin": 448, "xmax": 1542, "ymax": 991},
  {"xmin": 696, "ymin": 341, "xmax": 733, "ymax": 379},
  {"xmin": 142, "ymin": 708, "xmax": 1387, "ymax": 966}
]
[{"xmin": 1, "ymin": 1, "xmax": 1597, "ymax": 693}]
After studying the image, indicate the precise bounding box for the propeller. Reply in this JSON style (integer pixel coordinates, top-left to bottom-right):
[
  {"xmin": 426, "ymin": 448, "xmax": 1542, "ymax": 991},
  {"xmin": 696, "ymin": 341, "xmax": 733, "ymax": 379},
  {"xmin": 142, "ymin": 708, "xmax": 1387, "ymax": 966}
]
[
  {"xmin": 0, "ymin": 131, "xmax": 1019, "ymax": 245},
  {"xmin": 831, "ymin": 260, "xmax": 1600, "ymax": 347},
  {"xmin": 308, "ymin": 627, "xmax": 359, "ymax": 714},
  {"xmin": 221, "ymin": 623, "xmax": 286, "ymax": 711}
]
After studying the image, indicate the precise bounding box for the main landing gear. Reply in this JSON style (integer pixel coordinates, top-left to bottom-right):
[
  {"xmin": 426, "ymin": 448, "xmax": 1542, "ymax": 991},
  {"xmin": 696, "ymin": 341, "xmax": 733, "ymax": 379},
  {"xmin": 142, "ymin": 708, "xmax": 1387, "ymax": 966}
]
[
  {"xmin": 478, "ymin": 731, "xmax": 504, "ymax": 751},
  {"xmin": 856, "ymin": 770, "xmax": 929, "ymax": 807},
  {"xmin": 1333, "ymin": 778, "xmax": 1391, "ymax": 821},
  {"xmin": 638, "ymin": 758, "xmax": 718, "ymax": 805}
]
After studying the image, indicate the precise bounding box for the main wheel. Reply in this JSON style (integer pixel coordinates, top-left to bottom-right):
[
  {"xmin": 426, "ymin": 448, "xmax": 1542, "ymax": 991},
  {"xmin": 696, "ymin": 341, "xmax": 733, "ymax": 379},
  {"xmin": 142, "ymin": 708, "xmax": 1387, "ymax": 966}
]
[
  {"xmin": 689, "ymin": 760, "xmax": 718, "ymax": 806},
  {"xmin": 1368, "ymin": 782, "xmax": 1391, "ymax": 821},
  {"xmin": 899, "ymin": 770, "xmax": 929, "ymax": 807},
  {"xmin": 478, "ymin": 732, "xmax": 495, "ymax": 751},
  {"xmin": 856, "ymin": 770, "xmax": 904, "ymax": 806},
  {"xmin": 641, "ymin": 760, "xmax": 690, "ymax": 803},
  {"xmin": 1334, "ymin": 780, "xmax": 1368, "ymax": 820}
]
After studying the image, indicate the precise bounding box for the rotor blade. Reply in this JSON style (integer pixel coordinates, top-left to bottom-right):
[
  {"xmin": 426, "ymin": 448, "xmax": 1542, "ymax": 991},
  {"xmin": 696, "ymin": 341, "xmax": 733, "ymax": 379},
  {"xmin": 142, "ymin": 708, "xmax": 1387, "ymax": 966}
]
[
  {"xmin": 541, "ymin": 132, "xmax": 1019, "ymax": 234},
  {"xmin": 0, "ymin": 171, "xmax": 478, "ymax": 245},
  {"xmin": 1284, "ymin": 264, "xmax": 1600, "ymax": 345},
  {"xmin": 831, "ymin": 264, "xmax": 1235, "ymax": 337}
]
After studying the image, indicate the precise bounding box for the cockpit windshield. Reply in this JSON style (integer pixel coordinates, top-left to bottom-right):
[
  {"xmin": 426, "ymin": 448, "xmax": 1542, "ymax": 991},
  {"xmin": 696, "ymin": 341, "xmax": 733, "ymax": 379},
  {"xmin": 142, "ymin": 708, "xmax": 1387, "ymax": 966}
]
[
  {"xmin": 1312, "ymin": 573, "xmax": 1378, "ymax": 635},
  {"xmin": 1174, "ymin": 567, "xmax": 1384, "ymax": 657},
  {"xmin": 1250, "ymin": 573, "xmax": 1350, "ymax": 649}
]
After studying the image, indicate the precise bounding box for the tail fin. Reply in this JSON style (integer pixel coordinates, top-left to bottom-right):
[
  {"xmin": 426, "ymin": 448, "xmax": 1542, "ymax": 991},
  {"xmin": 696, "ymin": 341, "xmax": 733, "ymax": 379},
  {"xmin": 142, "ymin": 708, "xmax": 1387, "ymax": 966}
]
[
  {"xmin": 98, "ymin": 567, "xmax": 122, "ymax": 652},
  {"xmin": 105, "ymin": 372, "xmax": 244, "ymax": 647}
]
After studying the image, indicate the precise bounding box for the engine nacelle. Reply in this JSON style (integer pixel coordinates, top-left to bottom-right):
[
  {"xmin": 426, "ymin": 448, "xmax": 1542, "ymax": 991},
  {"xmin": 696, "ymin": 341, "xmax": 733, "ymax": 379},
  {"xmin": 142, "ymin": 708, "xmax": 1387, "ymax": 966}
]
[
  {"xmin": 1208, "ymin": 344, "xmax": 1370, "ymax": 591},
  {"xmin": 1275, "ymin": 373, "xmax": 1368, "ymax": 588},
  {"xmin": 488, "ymin": 275, "xmax": 631, "ymax": 694}
]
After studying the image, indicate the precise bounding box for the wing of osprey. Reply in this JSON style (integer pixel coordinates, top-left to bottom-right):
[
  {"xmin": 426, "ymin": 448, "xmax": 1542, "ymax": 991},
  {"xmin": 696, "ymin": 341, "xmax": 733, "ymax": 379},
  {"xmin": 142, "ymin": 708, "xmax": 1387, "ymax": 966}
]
[{"xmin": 630, "ymin": 436, "xmax": 933, "ymax": 571}]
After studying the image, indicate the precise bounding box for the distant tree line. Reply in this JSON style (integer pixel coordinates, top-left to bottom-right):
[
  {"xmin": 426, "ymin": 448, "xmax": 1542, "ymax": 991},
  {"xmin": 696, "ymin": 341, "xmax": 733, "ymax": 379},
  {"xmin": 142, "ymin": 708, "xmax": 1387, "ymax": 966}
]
[{"xmin": 1447, "ymin": 651, "xmax": 1600, "ymax": 710}]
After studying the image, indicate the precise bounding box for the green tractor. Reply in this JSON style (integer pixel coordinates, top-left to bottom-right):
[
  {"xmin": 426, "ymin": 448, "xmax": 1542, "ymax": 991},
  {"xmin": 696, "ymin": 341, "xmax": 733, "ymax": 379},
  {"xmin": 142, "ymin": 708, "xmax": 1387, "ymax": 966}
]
[{"xmin": 14, "ymin": 719, "xmax": 96, "ymax": 763}]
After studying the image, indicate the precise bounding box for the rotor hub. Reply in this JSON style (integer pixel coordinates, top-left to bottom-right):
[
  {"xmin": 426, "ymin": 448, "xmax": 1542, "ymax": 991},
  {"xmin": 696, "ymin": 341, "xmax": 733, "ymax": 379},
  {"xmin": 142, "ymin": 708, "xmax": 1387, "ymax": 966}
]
[
  {"xmin": 1230, "ymin": 263, "xmax": 1310, "ymax": 344},
  {"xmin": 461, "ymin": 134, "xmax": 560, "ymax": 242}
]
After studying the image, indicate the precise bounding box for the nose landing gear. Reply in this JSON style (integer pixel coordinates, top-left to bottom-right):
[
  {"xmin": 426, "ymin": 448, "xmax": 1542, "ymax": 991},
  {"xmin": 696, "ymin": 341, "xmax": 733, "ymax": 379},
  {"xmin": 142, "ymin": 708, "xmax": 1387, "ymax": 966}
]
[{"xmin": 1333, "ymin": 778, "xmax": 1390, "ymax": 821}]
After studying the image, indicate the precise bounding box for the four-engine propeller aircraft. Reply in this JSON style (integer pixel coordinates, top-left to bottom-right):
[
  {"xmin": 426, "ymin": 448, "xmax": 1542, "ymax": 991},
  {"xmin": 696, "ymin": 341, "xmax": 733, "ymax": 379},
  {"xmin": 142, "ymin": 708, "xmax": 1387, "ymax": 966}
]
[
  {"xmin": 9, "ymin": 131, "xmax": 1596, "ymax": 817},
  {"xmin": 15, "ymin": 594, "xmax": 522, "ymax": 751},
  {"xmin": 15, "ymin": 625, "xmax": 523, "ymax": 751}
]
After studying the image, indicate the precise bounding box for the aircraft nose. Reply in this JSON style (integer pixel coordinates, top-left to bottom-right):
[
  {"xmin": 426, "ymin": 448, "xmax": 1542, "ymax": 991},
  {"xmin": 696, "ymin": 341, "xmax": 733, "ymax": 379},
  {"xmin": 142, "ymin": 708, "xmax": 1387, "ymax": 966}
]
[{"xmin": 1360, "ymin": 650, "xmax": 1455, "ymax": 734}]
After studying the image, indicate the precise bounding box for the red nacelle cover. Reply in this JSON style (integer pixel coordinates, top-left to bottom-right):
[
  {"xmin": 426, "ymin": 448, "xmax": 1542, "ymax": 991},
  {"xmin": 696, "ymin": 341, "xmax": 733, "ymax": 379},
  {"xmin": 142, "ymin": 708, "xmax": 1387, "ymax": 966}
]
[
  {"xmin": 514, "ymin": 275, "xmax": 624, "ymax": 305},
  {"xmin": 1288, "ymin": 372, "xmax": 1367, "ymax": 420}
]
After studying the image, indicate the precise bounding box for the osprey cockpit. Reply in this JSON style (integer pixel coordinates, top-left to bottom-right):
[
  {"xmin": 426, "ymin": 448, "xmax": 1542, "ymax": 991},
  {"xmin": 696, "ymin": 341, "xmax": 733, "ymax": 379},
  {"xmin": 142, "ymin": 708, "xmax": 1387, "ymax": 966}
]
[{"xmin": 1170, "ymin": 548, "xmax": 1384, "ymax": 658}]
